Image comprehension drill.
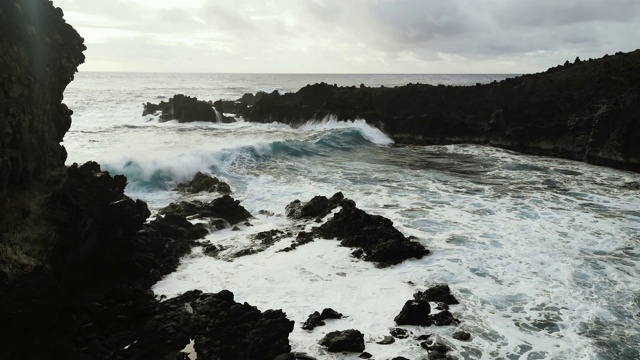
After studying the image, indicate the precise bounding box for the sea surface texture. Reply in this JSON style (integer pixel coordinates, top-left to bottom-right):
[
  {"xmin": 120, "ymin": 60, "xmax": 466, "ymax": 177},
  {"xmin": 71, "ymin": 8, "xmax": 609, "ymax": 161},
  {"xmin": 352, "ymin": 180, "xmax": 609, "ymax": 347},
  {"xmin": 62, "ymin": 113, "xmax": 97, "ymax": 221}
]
[{"xmin": 63, "ymin": 73, "xmax": 640, "ymax": 360}]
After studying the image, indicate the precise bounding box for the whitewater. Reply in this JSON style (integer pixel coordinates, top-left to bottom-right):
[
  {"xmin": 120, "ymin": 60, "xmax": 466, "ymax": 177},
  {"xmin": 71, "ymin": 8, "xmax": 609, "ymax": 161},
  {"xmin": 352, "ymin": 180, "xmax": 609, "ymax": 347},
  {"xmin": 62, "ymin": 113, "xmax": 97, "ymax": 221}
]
[{"xmin": 63, "ymin": 72, "xmax": 640, "ymax": 360}]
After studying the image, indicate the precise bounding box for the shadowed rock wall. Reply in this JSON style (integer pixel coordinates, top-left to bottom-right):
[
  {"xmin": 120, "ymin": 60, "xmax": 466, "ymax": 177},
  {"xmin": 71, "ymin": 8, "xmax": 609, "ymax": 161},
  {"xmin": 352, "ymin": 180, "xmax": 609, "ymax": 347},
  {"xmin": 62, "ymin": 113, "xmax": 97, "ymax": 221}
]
[{"xmin": 0, "ymin": 0, "xmax": 85, "ymax": 193}]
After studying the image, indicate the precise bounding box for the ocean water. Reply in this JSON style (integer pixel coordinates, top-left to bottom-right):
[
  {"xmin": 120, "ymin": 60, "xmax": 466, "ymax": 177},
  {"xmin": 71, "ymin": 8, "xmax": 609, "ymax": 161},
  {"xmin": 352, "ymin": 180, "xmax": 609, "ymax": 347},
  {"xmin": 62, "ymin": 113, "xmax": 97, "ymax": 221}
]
[{"xmin": 63, "ymin": 73, "xmax": 640, "ymax": 360}]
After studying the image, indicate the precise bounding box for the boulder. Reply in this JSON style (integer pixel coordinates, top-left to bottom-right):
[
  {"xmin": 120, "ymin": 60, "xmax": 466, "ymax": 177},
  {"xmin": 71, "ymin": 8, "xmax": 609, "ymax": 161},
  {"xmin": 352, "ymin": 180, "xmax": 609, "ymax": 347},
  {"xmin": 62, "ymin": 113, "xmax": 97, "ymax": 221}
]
[
  {"xmin": 143, "ymin": 94, "xmax": 219, "ymax": 123},
  {"xmin": 452, "ymin": 331, "xmax": 471, "ymax": 341},
  {"xmin": 319, "ymin": 329, "xmax": 365, "ymax": 353},
  {"xmin": 175, "ymin": 172, "xmax": 232, "ymax": 194},
  {"xmin": 159, "ymin": 195, "xmax": 251, "ymax": 226},
  {"xmin": 114, "ymin": 290, "xmax": 294, "ymax": 360},
  {"xmin": 285, "ymin": 192, "xmax": 345, "ymax": 220},
  {"xmin": 301, "ymin": 308, "xmax": 343, "ymax": 330},
  {"xmin": 394, "ymin": 300, "xmax": 431, "ymax": 326},
  {"xmin": 429, "ymin": 310, "xmax": 459, "ymax": 326},
  {"xmin": 414, "ymin": 285, "xmax": 459, "ymax": 305}
]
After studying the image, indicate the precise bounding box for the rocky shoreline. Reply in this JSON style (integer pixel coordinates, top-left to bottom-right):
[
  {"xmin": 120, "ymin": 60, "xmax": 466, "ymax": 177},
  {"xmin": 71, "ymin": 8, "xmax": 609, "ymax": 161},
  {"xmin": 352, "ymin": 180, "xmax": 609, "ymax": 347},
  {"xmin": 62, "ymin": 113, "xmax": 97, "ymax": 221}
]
[
  {"xmin": 146, "ymin": 51, "xmax": 640, "ymax": 173},
  {"xmin": 2, "ymin": 0, "xmax": 638, "ymax": 359}
]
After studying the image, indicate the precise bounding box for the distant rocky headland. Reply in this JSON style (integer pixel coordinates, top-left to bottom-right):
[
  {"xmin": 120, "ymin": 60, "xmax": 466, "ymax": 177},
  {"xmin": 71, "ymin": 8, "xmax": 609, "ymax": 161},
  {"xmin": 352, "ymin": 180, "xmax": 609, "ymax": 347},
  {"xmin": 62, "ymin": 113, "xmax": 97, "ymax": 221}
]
[
  {"xmin": 2, "ymin": 0, "xmax": 639, "ymax": 358},
  {"xmin": 148, "ymin": 51, "xmax": 640, "ymax": 173}
]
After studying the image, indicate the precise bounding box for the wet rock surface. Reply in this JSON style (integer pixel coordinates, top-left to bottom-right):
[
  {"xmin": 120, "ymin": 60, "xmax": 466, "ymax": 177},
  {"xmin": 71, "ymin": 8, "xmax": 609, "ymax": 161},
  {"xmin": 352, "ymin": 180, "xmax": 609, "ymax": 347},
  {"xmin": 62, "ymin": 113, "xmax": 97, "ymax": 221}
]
[
  {"xmin": 285, "ymin": 192, "xmax": 345, "ymax": 220},
  {"xmin": 302, "ymin": 308, "xmax": 343, "ymax": 330},
  {"xmin": 232, "ymin": 51, "xmax": 640, "ymax": 173},
  {"xmin": 414, "ymin": 285, "xmax": 459, "ymax": 305},
  {"xmin": 143, "ymin": 94, "xmax": 224, "ymax": 123},
  {"xmin": 115, "ymin": 290, "xmax": 294, "ymax": 360},
  {"xmin": 319, "ymin": 329, "xmax": 365, "ymax": 353},
  {"xmin": 175, "ymin": 172, "xmax": 232, "ymax": 194},
  {"xmin": 315, "ymin": 203, "xmax": 429, "ymax": 266},
  {"xmin": 394, "ymin": 300, "xmax": 432, "ymax": 326},
  {"xmin": 158, "ymin": 195, "xmax": 252, "ymax": 226}
]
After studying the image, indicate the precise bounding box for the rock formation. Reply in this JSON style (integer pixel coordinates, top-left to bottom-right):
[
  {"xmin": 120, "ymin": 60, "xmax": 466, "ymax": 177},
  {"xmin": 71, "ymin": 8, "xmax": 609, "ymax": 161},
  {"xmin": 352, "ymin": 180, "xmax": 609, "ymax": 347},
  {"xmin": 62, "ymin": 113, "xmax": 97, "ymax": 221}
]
[{"xmin": 230, "ymin": 51, "xmax": 640, "ymax": 172}]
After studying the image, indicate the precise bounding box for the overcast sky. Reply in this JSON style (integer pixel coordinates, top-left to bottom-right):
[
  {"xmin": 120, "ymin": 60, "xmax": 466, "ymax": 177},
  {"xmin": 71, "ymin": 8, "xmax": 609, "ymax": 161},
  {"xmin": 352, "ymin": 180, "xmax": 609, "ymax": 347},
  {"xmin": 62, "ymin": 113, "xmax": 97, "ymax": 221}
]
[{"xmin": 54, "ymin": 0, "xmax": 640, "ymax": 74}]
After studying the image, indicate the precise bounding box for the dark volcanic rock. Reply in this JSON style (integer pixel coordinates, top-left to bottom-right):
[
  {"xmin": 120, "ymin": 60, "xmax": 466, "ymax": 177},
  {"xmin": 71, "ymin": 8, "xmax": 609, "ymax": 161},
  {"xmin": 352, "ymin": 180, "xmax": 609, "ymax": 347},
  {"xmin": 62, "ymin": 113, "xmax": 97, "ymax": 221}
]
[
  {"xmin": 319, "ymin": 329, "xmax": 365, "ymax": 353},
  {"xmin": 176, "ymin": 172, "xmax": 232, "ymax": 194},
  {"xmin": 390, "ymin": 327, "xmax": 411, "ymax": 339},
  {"xmin": 0, "ymin": 0, "xmax": 85, "ymax": 194},
  {"xmin": 429, "ymin": 310, "xmax": 460, "ymax": 326},
  {"xmin": 414, "ymin": 285, "xmax": 459, "ymax": 305},
  {"xmin": 114, "ymin": 290, "xmax": 294, "ymax": 360},
  {"xmin": 377, "ymin": 335, "xmax": 396, "ymax": 345},
  {"xmin": 143, "ymin": 94, "xmax": 221, "ymax": 123},
  {"xmin": 46, "ymin": 162, "xmax": 150, "ymax": 281},
  {"xmin": 302, "ymin": 308, "xmax": 343, "ymax": 330},
  {"xmin": 278, "ymin": 231, "xmax": 315, "ymax": 252},
  {"xmin": 452, "ymin": 330, "xmax": 471, "ymax": 341},
  {"xmin": 239, "ymin": 51, "xmax": 640, "ymax": 173},
  {"xmin": 159, "ymin": 195, "xmax": 251, "ymax": 226},
  {"xmin": 316, "ymin": 205, "xmax": 428, "ymax": 266},
  {"xmin": 394, "ymin": 300, "xmax": 432, "ymax": 326},
  {"xmin": 285, "ymin": 192, "xmax": 345, "ymax": 220}
]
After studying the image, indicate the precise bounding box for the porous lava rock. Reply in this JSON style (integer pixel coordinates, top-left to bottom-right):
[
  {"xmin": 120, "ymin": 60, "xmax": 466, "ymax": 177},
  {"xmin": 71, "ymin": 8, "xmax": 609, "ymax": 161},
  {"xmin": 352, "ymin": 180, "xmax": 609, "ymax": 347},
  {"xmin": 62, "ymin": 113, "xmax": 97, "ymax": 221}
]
[
  {"xmin": 115, "ymin": 290, "xmax": 295, "ymax": 360},
  {"xmin": 302, "ymin": 308, "xmax": 343, "ymax": 330},
  {"xmin": 143, "ymin": 94, "xmax": 221, "ymax": 123},
  {"xmin": 394, "ymin": 300, "xmax": 432, "ymax": 326},
  {"xmin": 319, "ymin": 329, "xmax": 365, "ymax": 353},
  {"xmin": 175, "ymin": 172, "xmax": 232, "ymax": 194},
  {"xmin": 159, "ymin": 195, "xmax": 252, "ymax": 226},
  {"xmin": 414, "ymin": 285, "xmax": 459, "ymax": 305},
  {"xmin": 315, "ymin": 205, "xmax": 428, "ymax": 266}
]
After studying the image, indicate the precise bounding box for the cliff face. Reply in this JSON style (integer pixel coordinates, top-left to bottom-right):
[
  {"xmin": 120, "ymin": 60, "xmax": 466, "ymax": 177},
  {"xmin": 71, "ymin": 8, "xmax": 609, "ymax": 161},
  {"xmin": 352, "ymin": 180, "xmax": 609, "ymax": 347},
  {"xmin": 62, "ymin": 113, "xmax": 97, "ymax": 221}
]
[
  {"xmin": 245, "ymin": 51, "xmax": 640, "ymax": 172},
  {"xmin": 0, "ymin": 0, "xmax": 85, "ymax": 193}
]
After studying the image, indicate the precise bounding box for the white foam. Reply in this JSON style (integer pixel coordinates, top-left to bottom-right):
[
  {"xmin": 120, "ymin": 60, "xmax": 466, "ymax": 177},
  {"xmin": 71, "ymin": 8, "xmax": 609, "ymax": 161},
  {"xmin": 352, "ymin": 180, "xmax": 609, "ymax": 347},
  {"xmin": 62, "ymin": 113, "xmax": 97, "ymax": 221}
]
[{"xmin": 298, "ymin": 117, "xmax": 394, "ymax": 145}]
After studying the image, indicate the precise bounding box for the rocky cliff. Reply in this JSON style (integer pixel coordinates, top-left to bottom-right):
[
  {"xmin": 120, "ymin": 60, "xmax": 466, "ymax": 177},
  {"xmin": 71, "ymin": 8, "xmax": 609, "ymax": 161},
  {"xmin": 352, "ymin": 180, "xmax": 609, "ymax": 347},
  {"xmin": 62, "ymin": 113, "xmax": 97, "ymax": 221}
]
[
  {"xmin": 0, "ymin": 0, "xmax": 86, "ymax": 193},
  {"xmin": 242, "ymin": 51, "xmax": 640, "ymax": 172}
]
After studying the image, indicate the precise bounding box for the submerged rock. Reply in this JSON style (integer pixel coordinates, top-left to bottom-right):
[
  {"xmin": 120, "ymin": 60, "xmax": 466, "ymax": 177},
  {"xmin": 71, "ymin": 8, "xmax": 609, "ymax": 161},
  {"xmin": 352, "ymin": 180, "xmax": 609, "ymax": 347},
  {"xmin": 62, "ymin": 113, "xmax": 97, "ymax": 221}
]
[
  {"xmin": 452, "ymin": 331, "xmax": 471, "ymax": 341},
  {"xmin": 429, "ymin": 310, "xmax": 460, "ymax": 326},
  {"xmin": 175, "ymin": 172, "xmax": 232, "ymax": 194},
  {"xmin": 319, "ymin": 329, "xmax": 365, "ymax": 353}
]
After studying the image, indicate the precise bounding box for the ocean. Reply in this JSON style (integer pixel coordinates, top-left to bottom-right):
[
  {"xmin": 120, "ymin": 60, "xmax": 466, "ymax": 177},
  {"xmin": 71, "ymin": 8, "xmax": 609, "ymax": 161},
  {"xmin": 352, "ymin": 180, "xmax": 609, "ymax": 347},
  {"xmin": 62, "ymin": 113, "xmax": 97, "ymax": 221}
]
[{"xmin": 62, "ymin": 72, "xmax": 640, "ymax": 360}]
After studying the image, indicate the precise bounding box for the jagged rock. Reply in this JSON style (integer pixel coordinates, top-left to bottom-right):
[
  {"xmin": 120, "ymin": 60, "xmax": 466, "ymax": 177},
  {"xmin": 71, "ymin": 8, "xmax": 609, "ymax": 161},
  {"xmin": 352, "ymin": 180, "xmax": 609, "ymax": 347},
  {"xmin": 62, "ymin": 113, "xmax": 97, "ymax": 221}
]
[
  {"xmin": 239, "ymin": 51, "xmax": 640, "ymax": 173},
  {"xmin": 285, "ymin": 192, "xmax": 345, "ymax": 220},
  {"xmin": 394, "ymin": 300, "xmax": 432, "ymax": 326},
  {"xmin": 319, "ymin": 329, "xmax": 365, "ymax": 353},
  {"xmin": 158, "ymin": 195, "xmax": 251, "ymax": 226},
  {"xmin": 359, "ymin": 352, "xmax": 373, "ymax": 359},
  {"xmin": 143, "ymin": 94, "xmax": 221, "ymax": 123},
  {"xmin": 114, "ymin": 290, "xmax": 294, "ymax": 360},
  {"xmin": 46, "ymin": 162, "xmax": 150, "ymax": 281},
  {"xmin": 278, "ymin": 231, "xmax": 315, "ymax": 252},
  {"xmin": 0, "ymin": 0, "xmax": 85, "ymax": 195},
  {"xmin": 452, "ymin": 331, "xmax": 471, "ymax": 341},
  {"xmin": 390, "ymin": 328, "xmax": 411, "ymax": 339},
  {"xmin": 315, "ymin": 205, "xmax": 428, "ymax": 266},
  {"xmin": 175, "ymin": 172, "xmax": 232, "ymax": 194},
  {"xmin": 301, "ymin": 308, "xmax": 343, "ymax": 330},
  {"xmin": 414, "ymin": 285, "xmax": 459, "ymax": 305},
  {"xmin": 429, "ymin": 310, "xmax": 459, "ymax": 326}
]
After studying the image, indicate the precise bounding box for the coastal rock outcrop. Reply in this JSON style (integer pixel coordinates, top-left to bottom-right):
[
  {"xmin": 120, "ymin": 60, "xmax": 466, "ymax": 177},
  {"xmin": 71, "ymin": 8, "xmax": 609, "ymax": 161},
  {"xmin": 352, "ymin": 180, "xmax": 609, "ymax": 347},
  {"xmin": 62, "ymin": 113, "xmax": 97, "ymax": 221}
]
[
  {"xmin": 319, "ymin": 329, "xmax": 365, "ymax": 353},
  {"xmin": 0, "ymin": 0, "xmax": 86, "ymax": 193},
  {"xmin": 115, "ymin": 290, "xmax": 294, "ymax": 360},
  {"xmin": 175, "ymin": 171, "xmax": 232, "ymax": 194},
  {"xmin": 234, "ymin": 51, "xmax": 640, "ymax": 172},
  {"xmin": 158, "ymin": 195, "xmax": 252, "ymax": 226},
  {"xmin": 143, "ymin": 94, "xmax": 231, "ymax": 123},
  {"xmin": 315, "ymin": 204, "xmax": 429, "ymax": 266}
]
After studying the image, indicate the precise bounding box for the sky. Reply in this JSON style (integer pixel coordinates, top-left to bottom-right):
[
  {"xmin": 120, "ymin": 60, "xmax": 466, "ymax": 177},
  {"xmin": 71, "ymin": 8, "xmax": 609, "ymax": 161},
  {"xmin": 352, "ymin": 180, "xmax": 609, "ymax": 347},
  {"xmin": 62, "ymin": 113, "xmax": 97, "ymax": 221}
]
[{"xmin": 53, "ymin": 0, "xmax": 640, "ymax": 74}]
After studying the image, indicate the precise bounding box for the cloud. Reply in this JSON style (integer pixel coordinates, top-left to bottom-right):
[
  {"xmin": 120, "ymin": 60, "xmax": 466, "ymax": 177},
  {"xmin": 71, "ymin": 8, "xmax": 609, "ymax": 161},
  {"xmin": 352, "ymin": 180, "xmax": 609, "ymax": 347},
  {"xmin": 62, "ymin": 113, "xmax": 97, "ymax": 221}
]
[{"xmin": 52, "ymin": 0, "xmax": 640, "ymax": 73}]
